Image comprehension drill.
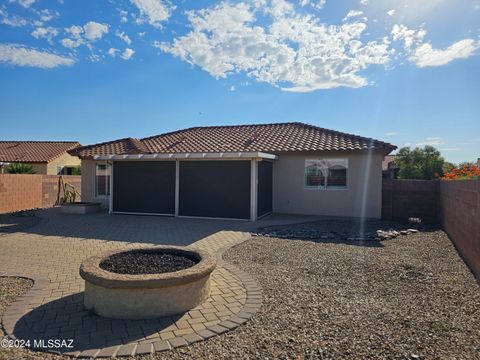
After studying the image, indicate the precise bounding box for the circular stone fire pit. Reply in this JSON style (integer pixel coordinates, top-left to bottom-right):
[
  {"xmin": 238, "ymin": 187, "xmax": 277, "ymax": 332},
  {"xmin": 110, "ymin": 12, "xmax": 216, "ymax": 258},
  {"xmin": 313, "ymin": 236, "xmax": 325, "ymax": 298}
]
[{"xmin": 80, "ymin": 246, "xmax": 217, "ymax": 319}]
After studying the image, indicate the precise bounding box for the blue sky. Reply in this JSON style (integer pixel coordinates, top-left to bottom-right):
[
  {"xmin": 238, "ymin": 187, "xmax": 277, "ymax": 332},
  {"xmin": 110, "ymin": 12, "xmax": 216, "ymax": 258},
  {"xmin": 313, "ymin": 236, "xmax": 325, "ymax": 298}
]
[{"xmin": 0, "ymin": 0, "xmax": 479, "ymax": 163}]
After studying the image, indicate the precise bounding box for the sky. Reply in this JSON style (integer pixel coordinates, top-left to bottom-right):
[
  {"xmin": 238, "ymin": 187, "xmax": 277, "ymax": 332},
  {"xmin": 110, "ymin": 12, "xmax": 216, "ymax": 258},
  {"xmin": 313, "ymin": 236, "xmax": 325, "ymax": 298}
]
[{"xmin": 0, "ymin": 0, "xmax": 479, "ymax": 163}]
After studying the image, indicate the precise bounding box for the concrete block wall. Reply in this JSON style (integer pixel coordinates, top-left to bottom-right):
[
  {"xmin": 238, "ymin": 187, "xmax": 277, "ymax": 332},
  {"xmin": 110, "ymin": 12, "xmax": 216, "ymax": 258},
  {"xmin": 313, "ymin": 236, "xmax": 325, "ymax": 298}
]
[
  {"xmin": 440, "ymin": 179, "xmax": 480, "ymax": 280},
  {"xmin": 0, "ymin": 174, "xmax": 81, "ymax": 214}
]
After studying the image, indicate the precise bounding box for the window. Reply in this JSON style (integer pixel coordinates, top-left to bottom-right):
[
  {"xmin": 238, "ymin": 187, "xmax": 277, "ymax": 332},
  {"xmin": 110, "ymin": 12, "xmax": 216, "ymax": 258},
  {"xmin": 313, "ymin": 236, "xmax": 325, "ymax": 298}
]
[
  {"xmin": 95, "ymin": 163, "xmax": 111, "ymax": 197},
  {"xmin": 305, "ymin": 159, "xmax": 348, "ymax": 189}
]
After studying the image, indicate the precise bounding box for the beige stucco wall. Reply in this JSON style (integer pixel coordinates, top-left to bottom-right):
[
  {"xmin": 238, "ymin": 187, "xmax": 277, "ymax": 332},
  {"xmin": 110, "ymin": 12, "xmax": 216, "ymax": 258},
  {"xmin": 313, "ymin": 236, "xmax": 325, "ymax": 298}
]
[
  {"xmin": 46, "ymin": 152, "xmax": 81, "ymax": 175},
  {"xmin": 30, "ymin": 163, "xmax": 48, "ymax": 174},
  {"xmin": 272, "ymin": 151, "xmax": 384, "ymax": 219},
  {"xmin": 81, "ymin": 159, "xmax": 109, "ymax": 207},
  {"xmin": 81, "ymin": 152, "xmax": 384, "ymax": 218}
]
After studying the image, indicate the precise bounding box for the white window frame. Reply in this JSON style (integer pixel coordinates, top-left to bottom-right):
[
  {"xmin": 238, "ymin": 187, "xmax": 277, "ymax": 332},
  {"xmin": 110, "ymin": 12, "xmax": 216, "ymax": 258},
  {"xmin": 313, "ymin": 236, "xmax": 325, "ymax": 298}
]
[
  {"xmin": 304, "ymin": 159, "xmax": 348, "ymax": 190},
  {"xmin": 94, "ymin": 162, "xmax": 111, "ymax": 198}
]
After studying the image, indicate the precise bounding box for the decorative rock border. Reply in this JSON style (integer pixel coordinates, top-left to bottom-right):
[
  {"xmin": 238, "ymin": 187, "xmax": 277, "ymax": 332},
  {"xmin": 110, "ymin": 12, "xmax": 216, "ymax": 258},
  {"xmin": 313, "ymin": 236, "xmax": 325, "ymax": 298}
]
[
  {"xmin": 1, "ymin": 234, "xmax": 261, "ymax": 358},
  {"xmin": 254, "ymin": 225, "xmax": 422, "ymax": 242}
]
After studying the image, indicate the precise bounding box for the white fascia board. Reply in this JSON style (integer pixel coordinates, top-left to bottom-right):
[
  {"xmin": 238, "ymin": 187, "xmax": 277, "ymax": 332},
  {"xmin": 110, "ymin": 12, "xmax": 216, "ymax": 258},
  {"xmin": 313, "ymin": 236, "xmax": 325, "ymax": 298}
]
[{"xmin": 93, "ymin": 152, "xmax": 278, "ymax": 161}]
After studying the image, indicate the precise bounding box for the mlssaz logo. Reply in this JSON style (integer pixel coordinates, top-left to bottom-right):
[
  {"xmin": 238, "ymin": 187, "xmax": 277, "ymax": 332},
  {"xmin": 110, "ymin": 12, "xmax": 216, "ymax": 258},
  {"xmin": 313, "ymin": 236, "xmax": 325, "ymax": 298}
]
[{"xmin": 33, "ymin": 339, "xmax": 74, "ymax": 349}]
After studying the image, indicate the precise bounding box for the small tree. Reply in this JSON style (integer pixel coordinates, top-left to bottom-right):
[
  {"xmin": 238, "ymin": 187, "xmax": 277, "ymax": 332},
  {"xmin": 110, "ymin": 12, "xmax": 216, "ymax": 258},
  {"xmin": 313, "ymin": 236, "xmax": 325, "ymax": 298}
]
[
  {"xmin": 6, "ymin": 163, "xmax": 36, "ymax": 174},
  {"xmin": 396, "ymin": 145, "xmax": 445, "ymax": 180}
]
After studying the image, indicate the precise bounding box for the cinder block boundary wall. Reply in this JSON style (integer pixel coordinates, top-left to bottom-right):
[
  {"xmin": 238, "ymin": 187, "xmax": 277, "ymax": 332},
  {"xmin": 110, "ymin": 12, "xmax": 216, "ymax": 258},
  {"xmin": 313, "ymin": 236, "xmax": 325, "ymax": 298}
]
[
  {"xmin": 382, "ymin": 179, "xmax": 480, "ymax": 280},
  {"xmin": 439, "ymin": 179, "xmax": 480, "ymax": 280},
  {"xmin": 0, "ymin": 174, "xmax": 81, "ymax": 214}
]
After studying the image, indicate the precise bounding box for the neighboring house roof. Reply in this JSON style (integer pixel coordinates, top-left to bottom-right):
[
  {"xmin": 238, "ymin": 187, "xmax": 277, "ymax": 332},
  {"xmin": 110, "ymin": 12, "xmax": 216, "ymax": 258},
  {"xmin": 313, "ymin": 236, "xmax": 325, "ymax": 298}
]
[
  {"xmin": 382, "ymin": 155, "xmax": 397, "ymax": 171},
  {"xmin": 71, "ymin": 122, "xmax": 397, "ymax": 159},
  {"xmin": 0, "ymin": 141, "xmax": 81, "ymax": 163}
]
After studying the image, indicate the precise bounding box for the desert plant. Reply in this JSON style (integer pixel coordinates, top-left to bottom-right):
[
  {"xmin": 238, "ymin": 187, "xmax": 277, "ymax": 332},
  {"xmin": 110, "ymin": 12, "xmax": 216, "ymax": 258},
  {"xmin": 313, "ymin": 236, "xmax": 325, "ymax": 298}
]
[
  {"xmin": 57, "ymin": 176, "xmax": 81, "ymax": 204},
  {"xmin": 6, "ymin": 163, "xmax": 36, "ymax": 174},
  {"xmin": 442, "ymin": 164, "xmax": 480, "ymax": 180}
]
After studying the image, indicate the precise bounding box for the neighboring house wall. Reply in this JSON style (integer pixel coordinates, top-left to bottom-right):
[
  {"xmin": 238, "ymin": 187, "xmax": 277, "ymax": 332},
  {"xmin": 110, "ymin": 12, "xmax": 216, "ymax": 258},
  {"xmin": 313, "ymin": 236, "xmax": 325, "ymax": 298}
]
[
  {"xmin": 81, "ymin": 159, "xmax": 109, "ymax": 207},
  {"xmin": 46, "ymin": 152, "xmax": 81, "ymax": 175},
  {"xmin": 273, "ymin": 151, "xmax": 384, "ymax": 218},
  {"xmin": 8, "ymin": 154, "xmax": 81, "ymax": 175},
  {"xmin": 30, "ymin": 163, "xmax": 48, "ymax": 174}
]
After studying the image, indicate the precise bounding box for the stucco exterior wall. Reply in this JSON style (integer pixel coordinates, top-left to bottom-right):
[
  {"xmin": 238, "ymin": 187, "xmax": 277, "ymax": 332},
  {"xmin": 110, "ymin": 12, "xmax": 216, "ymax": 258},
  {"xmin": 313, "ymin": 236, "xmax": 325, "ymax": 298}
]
[
  {"xmin": 81, "ymin": 159, "xmax": 109, "ymax": 207},
  {"xmin": 9, "ymin": 153, "xmax": 81, "ymax": 175},
  {"xmin": 46, "ymin": 152, "xmax": 81, "ymax": 175},
  {"xmin": 272, "ymin": 151, "xmax": 384, "ymax": 218},
  {"xmin": 30, "ymin": 163, "xmax": 48, "ymax": 174},
  {"xmin": 81, "ymin": 151, "xmax": 384, "ymax": 218}
]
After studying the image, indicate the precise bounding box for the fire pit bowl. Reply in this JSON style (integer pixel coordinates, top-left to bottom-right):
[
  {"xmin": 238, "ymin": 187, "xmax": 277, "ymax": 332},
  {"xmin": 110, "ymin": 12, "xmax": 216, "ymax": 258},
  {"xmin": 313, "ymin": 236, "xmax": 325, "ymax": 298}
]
[{"xmin": 79, "ymin": 246, "xmax": 217, "ymax": 319}]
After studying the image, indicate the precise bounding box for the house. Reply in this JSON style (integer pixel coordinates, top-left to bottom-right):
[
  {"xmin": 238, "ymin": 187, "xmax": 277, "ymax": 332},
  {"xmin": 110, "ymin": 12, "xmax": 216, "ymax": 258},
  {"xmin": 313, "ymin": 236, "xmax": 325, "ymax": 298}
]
[
  {"xmin": 70, "ymin": 123, "xmax": 396, "ymax": 220},
  {"xmin": 382, "ymin": 154, "xmax": 399, "ymax": 179},
  {"xmin": 0, "ymin": 141, "xmax": 81, "ymax": 175}
]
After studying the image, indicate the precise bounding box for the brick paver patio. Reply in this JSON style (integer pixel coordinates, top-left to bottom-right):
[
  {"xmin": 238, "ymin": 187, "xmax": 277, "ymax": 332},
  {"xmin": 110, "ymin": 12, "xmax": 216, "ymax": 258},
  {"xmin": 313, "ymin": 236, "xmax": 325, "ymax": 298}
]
[{"xmin": 0, "ymin": 208, "xmax": 267, "ymax": 358}]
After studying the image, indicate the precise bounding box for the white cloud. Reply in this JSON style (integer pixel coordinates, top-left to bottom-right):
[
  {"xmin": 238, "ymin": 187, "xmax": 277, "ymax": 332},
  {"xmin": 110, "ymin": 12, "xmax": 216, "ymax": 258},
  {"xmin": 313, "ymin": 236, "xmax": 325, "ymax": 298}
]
[
  {"xmin": 120, "ymin": 47, "xmax": 134, "ymax": 60},
  {"xmin": 229, "ymin": 85, "xmax": 235, "ymax": 91},
  {"xmin": 83, "ymin": 21, "xmax": 109, "ymax": 41},
  {"xmin": 391, "ymin": 24, "xmax": 479, "ymax": 68},
  {"xmin": 391, "ymin": 24, "xmax": 426, "ymax": 50},
  {"xmin": 417, "ymin": 137, "xmax": 444, "ymax": 146},
  {"xmin": 411, "ymin": 39, "xmax": 479, "ymax": 68},
  {"xmin": 343, "ymin": 10, "xmax": 363, "ymax": 21},
  {"xmin": 60, "ymin": 38, "xmax": 83, "ymax": 49},
  {"xmin": 37, "ymin": 9, "xmax": 59, "ymax": 23},
  {"xmin": 160, "ymin": 1, "xmax": 392, "ymax": 92},
  {"xmin": 130, "ymin": 0, "xmax": 175, "ymax": 28},
  {"xmin": 360, "ymin": 0, "xmax": 368, "ymax": 4},
  {"xmin": 387, "ymin": 9, "xmax": 396, "ymax": 16},
  {"xmin": 108, "ymin": 48, "xmax": 119, "ymax": 57},
  {"xmin": 61, "ymin": 22, "xmax": 109, "ymax": 49},
  {"xmin": 31, "ymin": 27, "xmax": 58, "ymax": 44},
  {"xmin": 119, "ymin": 10, "xmax": 128, "ymax": 23},
  {"xmin": 299, "ymin": 0, "xmax": 326, "ymax": 10},
  {"xmin": 9, "ymin": 0, "xmax": 36, "ymax": 8},
  {"xmin": 385, "ymin": 132, "xmax": 398, "ymax": 136},
  {"xmin": 116, "ymin": 30, "xmax": 132, "ymax": 45},
  {"xmin": 0, "ymin": 7, "xmax": 28, "ymax": 27},
  {"xmin": 66, "ymin": 25, "xmax": 84, "ymax": 38},
  {"xmin": 0, "ymin": 43, "xmax": 74, "ymax": 68}
]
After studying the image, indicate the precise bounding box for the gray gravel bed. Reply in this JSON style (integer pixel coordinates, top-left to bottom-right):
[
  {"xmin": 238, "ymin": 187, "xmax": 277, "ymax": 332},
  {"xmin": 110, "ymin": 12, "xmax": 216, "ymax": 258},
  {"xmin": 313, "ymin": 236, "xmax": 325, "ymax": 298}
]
[
  {"xmin": 145, "ymin": 230, "xmax": 480, "ymax": 360},
  {"xmin": 254, "ymin": 218, "xmax": 430, "ymax": 242}
]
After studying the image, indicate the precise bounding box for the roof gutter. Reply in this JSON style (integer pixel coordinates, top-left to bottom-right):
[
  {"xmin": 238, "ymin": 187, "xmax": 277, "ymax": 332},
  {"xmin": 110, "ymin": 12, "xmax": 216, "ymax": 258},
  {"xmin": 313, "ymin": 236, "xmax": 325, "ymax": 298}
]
[{"xmin": 93, "ymin": 152, "xmax": 278, "ymax": 161}]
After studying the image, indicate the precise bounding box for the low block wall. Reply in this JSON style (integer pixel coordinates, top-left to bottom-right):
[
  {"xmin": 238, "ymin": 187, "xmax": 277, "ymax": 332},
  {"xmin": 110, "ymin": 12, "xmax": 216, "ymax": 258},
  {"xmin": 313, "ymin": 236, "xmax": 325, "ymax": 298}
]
[
  {"xmin": 382, "ymin": 178, "xmax": 480, "ymax": 280},
  {"xmin": 382, "ymin": 179, "xmax": 439, "ymax": 224},
  {"xmin": 440, "ymin": 179, "xmax": 480, "ymax": 280},
  {"xmin": 0, "ymin": 174, "xmax": 81, "ymax": 214}
]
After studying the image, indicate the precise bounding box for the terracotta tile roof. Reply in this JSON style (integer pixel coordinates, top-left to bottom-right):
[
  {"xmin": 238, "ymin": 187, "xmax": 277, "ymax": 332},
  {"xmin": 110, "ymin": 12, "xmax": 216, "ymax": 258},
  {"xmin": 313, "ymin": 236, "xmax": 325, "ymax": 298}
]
[
  {"xmin": 72, "ymin": 122, "xmax": 396, "ymax": 158},
  {"xmin": 0, "ymin": 141, "xmax": 81, "ymax": 163}
]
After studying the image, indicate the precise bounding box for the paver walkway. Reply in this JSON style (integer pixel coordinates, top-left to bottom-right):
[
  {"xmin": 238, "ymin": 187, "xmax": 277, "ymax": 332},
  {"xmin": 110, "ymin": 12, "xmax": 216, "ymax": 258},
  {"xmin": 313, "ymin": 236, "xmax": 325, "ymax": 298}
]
[{"xmin": 0, "ymin": 209, "xmax": 268, "ymax": 358}]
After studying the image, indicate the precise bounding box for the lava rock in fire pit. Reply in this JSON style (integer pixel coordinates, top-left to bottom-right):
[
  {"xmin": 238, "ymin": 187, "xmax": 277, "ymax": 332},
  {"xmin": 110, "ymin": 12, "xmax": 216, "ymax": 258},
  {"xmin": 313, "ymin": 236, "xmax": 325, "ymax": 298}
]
[{"xmin": 100, "ymin": 250, "xmax": 199, "ymax": 275}]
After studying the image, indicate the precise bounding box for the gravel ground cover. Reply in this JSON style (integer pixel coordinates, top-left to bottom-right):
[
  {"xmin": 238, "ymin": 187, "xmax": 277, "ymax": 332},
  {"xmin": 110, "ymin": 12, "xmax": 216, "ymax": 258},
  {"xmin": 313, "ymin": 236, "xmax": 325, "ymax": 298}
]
[
  {"xmin": 1, "ymin": 230, "xmax": 479, "ymax": 359},
  {"xmin": 254, "ymin": 218, "xmax": 428, "ymax": 242},
  {"xmin": 146, "ymin": 230, "xmax": 480, "ymax": 360},
  {"xmin": 99, "ymin": 251, "xmax": 198, "ymax": 274}
]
